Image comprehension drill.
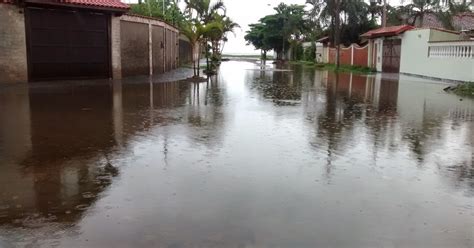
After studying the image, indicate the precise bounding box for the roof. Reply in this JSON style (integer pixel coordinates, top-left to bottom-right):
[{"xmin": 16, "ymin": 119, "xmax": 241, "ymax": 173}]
[
  {"xmin": 317, "ymin": 36, "xmax": 330, "ymax": 43},
  {"xmin": 361, "ymin": 25, "xmax": 415, "ymax": 39},
  {"xmin": 1, "ymin": 0, "xmax": 130, "ymax": 10},
  {"xmin": 56, "ymin": 0, "xmax": 129, "ymax": 9},
  {"xmin": 410, "ymin": 12, "xmax": 474, "ymax": 31}
]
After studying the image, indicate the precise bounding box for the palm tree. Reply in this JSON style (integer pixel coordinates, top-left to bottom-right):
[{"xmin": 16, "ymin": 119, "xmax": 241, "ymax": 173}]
[
  {"xmin": 184, "ymin": 0, "xmax": 238, "ymax": 74},
  {"xmin": 184, "ymin": 0, "xmax": 225, "ymax": 22},
  {"xmin": 219, "ymin": 17, "xmax": 240, "ymax": 55},
  {"xmin": 181, "ymin": 19, "xmax": 205, "ymax": 77}
]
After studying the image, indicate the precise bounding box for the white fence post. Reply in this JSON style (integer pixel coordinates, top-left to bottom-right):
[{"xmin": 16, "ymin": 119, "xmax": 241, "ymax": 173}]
[{"xmin": 351, "ymin": 45, "xmax": 354, "ymax": 66}]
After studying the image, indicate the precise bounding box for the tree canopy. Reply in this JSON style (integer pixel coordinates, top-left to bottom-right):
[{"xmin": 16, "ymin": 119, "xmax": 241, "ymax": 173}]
[{"xmin": 245, "ymin": 3, "xmax": 308, "ymax": 60}]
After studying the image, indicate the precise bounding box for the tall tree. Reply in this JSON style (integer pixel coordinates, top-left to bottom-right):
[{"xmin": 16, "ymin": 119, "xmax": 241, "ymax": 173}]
[
  {"xmin": 246, "ymin": 3, "xmax": 307, "ymax": 60},
  {"xmin": 244, "ymin": 23, "xmax": 272, "ymax": 60}
]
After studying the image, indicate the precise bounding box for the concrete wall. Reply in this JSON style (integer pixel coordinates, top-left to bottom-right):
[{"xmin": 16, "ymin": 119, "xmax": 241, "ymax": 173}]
[
  {"xmin": 120, "ymin": 21, "xmax": 150, "ymax": 77},
  {"xmin": 0, "ymin": 4, "xmax": 28, "ymax": 83},
  {"xmin": 0, "ymin": 7, "xmax": 188, "ymax": 83},
  {"xmin": 353, "ymin": 46, "xmax": 369, "ymax": 67},
  {"xmin": 374, "ymin": 38, "xmax": 384, "ymax": 72},
  {"xmin": 400, "ymin": 29, "xmax": 474, "ymax": 82},
  {"xmin": 152, "ymin": 25, "xmax": 165, "ymax": 74},
  {"xmin": 429, "ymin": 29, "xmax": 460, "ymax": 42},
  {"xmin": 119, "ymin": 14, "xmax": 180, "ymax": 78},
  {"xmin": 111, "ymin": 16, "xmax": 122, "ymax": 79},
  {"xmin": 327, "ymin": 44, "xmax": 369, "ymax": 67}
]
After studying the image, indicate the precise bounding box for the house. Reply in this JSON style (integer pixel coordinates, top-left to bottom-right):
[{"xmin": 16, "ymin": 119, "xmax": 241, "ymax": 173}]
[
  {"xmin": 0, "ymin": 0, "xmax": 186, "ymax": 83},
  {"xmin": 399, "ymin": 28, "xmax": 473, "ymax": 82},
  {"xmin": 361, "ymin": 25, "xmax": 415, "ymax": 73},
  {"xmin": 362, "ymin": 24, "xmax": 474, "ymax": 82}
]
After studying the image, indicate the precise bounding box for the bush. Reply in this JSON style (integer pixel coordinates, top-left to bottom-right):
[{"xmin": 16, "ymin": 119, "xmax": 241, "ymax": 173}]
[
  {"xmin": 303, "ymin": 42, "xmax": 316, "ymax": 62},
  {"xmin": 291, "ymin": 42, "xmax": 304, "ymax": 61},
  {"xmin": 454, "ymin": 82, "xmax": 474, "ymax": 97}
]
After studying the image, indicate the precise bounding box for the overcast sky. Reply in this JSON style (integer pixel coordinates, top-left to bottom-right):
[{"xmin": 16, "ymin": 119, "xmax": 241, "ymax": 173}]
[{"xmin": 124, "ymin": 0, "xmax": 402, "ymax": 55}]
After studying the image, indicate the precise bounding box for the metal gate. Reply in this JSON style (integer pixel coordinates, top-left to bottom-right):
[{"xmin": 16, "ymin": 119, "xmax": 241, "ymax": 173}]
[
  {"xmin": 382, "ymin": 39, "xmax": 401, "ymax": 73},
  {"xmin": 26, "ymin": 7, "xmax": 110, "ymax": 81}
]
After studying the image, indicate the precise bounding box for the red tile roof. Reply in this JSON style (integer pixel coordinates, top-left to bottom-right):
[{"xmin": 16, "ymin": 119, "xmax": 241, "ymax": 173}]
[
  {"xmin": 361, "ymin": 25, "xmax": 415, "ymax": 39},
  {"xmin": 57, "ymin": 0, "xmax": 129, "ymax": 9},
  {"xmin": 1, "ymin": 0, "xmax": 130, "ymax": 10}
]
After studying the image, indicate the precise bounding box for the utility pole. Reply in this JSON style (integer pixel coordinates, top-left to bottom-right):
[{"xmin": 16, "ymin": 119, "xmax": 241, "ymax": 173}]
[{"xmin": 382, "ymin": 0, "xmax": 387, "ymax": 27}]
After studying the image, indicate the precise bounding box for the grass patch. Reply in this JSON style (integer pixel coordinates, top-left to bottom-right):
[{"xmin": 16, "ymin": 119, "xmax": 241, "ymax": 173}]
[
  {"xmin": 288, "ymin": 62, "xmax": 375, "ymax": 74},
  {"xmin": 181, "ymin": 64, "xmax": 207, "ymax": 69},
  {"xmin": 316, "ymin": 63, "xmax": 375, "ymax": 74},
  {"xmin": 453, "ymin": 82, "xmax": 474, "ymax": 97},
  {"xmin": 290, "ymin": 60, "xmax": 316, "ymax": 66},
  {"xmin": 223, "ymin": 54, "xmax": 275, "ymax": 60}
]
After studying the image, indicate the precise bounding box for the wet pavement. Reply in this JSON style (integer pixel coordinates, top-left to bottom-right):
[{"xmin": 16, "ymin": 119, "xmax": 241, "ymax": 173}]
[{"xmin": 0, "ymin": 61, "xmax": 473, "ymax": 248}]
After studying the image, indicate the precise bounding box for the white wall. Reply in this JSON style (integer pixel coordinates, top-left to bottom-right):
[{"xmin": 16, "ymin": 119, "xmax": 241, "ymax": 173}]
[
  {"xmin": 400, "ymin": 29, "xmax": 474, "ymax": 82},
  {"xmin": 374, "ymin": 38, "xmax": 383, "ymax": 72}
]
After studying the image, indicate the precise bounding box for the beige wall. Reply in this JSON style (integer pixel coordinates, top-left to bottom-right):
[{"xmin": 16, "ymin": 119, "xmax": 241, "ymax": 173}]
[
  {"xmin": 0, "ymin": 7, "xmax": 186, "ymax": 83},
  {"xmin": 429, "ymin": 29, "xmax": 460, "ymax": 42},
  {"xmin": 400, "ymin": 29, "xmax": 474, "ymax": 82},
  {"xmin": 0, "ymin": 4, "xmax": 28, "ymax": 83},
  {"xmin": 119, "ymin": 14, "xmax": 180, "ymax": 77}
]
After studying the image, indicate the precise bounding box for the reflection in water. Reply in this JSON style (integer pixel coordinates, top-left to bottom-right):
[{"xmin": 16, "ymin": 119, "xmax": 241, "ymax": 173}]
[{"xmin": 0, "ymin": 62, "xmax": 473, "ymax": 248}]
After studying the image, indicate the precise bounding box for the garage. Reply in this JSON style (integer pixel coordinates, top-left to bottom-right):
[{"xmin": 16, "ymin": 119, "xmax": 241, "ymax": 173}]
[
  {"xmin": 25, "ymin": 6, "xmax": 110, "ymax": 81},
  {"xmin": 382, "ymin": 39, "xmax": 402, "ymax": 73}
]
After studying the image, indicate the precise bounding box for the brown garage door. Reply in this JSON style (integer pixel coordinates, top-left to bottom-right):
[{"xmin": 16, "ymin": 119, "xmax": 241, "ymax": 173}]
[
  {"xmin": 26, "ymin": 7, "xmax": 110, "ymax": 81},
  {"xmin": 382, "ymin": 39, "xmax": 401, "ymax": 73}
]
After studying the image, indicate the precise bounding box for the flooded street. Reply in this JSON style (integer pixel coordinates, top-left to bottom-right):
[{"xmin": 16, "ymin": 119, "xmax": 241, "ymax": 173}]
[{"xmin": 0, "ymin": 61, "xmax": 473, "ymax": 248}]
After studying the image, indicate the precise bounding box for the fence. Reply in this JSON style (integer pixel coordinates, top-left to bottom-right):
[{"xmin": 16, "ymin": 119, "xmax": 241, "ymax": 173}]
[
  {"xmin": 400, "ymin": 29, "xmax": 474, "ymax": 82},
  {"xmin": 119, "ymin": 14, "xmax": 180, "ymax": 78},
  {"xmin": 428, "ymin": 41, "xmax": 474, "ymax": 59},
  {"xmin": 326, "ymin": 44, "xmax": 369, "ymax": 67}
]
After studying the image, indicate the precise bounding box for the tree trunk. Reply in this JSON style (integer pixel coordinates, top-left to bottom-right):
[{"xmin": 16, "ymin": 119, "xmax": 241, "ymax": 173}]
[
  {"xmin": 382, "ymin": 0, "xmax": 387, "ymax": 28},
  {"xmin": 334, "ymin": 0, "xmax": 341, "ymax": 69}
]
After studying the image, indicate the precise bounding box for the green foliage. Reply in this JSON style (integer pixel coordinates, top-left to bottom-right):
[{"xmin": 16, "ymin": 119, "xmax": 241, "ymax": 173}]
[
  {"xmin": 307, "ymin": 0, "xmax": 376, "ymax": 45},
  {"xmin": 291, "ymin": 42, "xmax": 304, "ymax": 61},
  {"xmin": 245, "ymin": 3, "xmax": 308, "ymax": 60},
  {"xmin": 454, "ymin": 82, "xmax": 474, "ymax": 97},
  {"xmin": 316, "ymin": 63, "xmax": 375, "ymax": 74},
  {"xmin": 303, "ymin": 42, "xmax": 316, "ymax": 62},
  {"xmin": 130, "ymin": 0, "xmax": 186, "ymax": 27}
]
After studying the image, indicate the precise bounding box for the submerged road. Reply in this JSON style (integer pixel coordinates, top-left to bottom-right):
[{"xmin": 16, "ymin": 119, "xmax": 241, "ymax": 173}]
[{"xmin": 0, "ymin": 61, "xmax": 473, "ymax": 248}]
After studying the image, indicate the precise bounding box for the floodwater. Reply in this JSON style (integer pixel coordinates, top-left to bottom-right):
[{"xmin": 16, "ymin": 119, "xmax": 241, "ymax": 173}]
[{"xmin": 0, "ymin": 61, "xmax": 473, "ymax": 248}]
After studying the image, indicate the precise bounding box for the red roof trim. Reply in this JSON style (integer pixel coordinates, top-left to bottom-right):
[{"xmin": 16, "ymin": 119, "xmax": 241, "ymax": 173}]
[
  {"xmin": 1, "ymin": 0, "xmax": 130, "ymax": 10},
  {"xmin": 57, "ymin": 0, "xmax": 129, "ymax": 9},
  {"xmin": 361, "ymin": 25, "xmax": 414, "ymax": 39}
]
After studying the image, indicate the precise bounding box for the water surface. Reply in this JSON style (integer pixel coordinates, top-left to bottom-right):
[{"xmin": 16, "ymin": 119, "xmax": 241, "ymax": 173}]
[{"xmin": 0, "ymin": 61, "xmax": 473, "ymax": 248}]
